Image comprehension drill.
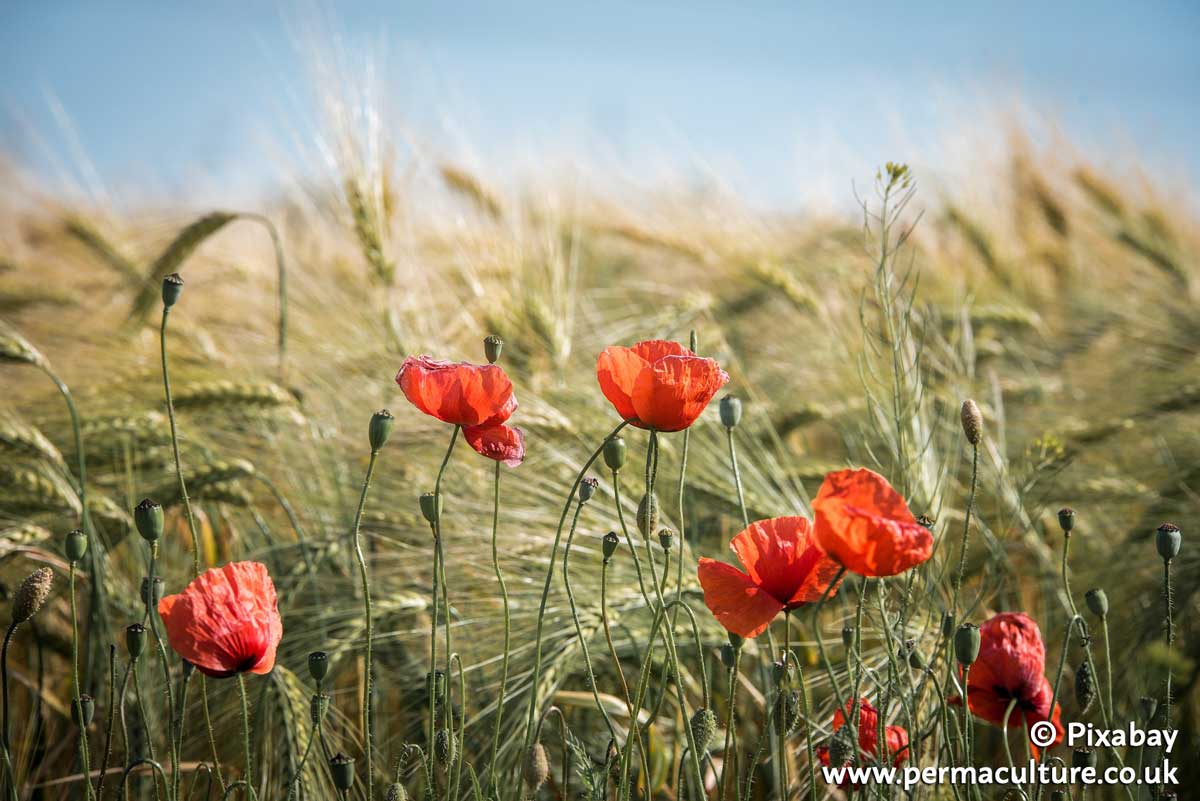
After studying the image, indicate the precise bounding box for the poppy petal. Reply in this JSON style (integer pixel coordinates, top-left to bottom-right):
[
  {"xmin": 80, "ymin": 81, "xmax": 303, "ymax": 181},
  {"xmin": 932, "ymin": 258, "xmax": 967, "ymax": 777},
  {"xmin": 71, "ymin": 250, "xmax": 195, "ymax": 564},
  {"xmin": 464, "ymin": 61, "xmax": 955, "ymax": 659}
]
[
  {"xmin": 396, "ymin": 356, "xmax": 517, "ymax": 427},
  {"xmin": 728, "ymin": 517, "xmax": 841, "ymax": 607},
  {"xmin": 697, "ymin": 558, "xmax": 784, "ymax": 638},
  {"xmin": 812, "ymin": 468, "xmax": 932, "ymax": 577},
  {"xmin": 596, "ymin": 346, "xmax": 649, "ymax": 422},
  {"xmin": 630, "ymin": 354, "xmax": 729, "ymax": 432},
  {"xmin": 464, "ymin": 423, "xmax": 526, "ymax": 467}
]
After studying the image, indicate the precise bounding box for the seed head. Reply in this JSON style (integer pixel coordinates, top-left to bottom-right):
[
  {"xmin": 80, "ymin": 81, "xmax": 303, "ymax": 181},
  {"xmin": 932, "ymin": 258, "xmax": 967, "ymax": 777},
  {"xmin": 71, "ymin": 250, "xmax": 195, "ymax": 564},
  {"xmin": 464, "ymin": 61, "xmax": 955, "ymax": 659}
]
[
  {"xmin": 941, "ymin": 612, "xmax": 955, "ymax": 639},
  {"xmin": 602, "ymin": 531, "xmax": 620, "ymax": 562},
  {"xmin": 1075, "ymin": 661, "xmax": 1095, "ymax": 713},
  {"xmin": 1057, "ymin": 507, "xmax": 1076, "ymax": 534},
  {"xmin": 369, "ymin": 409, "xmax": 395, "ymax": 451},
  {"xmin": 954, "ymin": 623, "xmax": 981, "ymax": 667},
  {"xmin": 308, "ymin": 651, "xmax": 329, "ymax": 683},
  {"xmin": 162, "ymin": 273, "xmax": 184, "ymax": 308},
  {"xmin": 329, "ymin": 753, "xmax": 355, "ymax": 791},
  {"xmin": 0, "ymin": 325, "xmax": 47, "ymax": 368},
  {"xmin": 657, "ymin": 528, "xmax": 674, "ymax": 552},
  {"xmin": 1071, "ymin": 749, "xmax": 1096, "ymax": 770},
  {"xmin": 719, "ymin": 395, "xmax": 743, "ymax": 428},
  {"xmin": 64, "ymin": 529, "xmax": 88, "ymax": 563},
  {"xmin": 483, "ymin": 334, "xmax": 504, "ymax": 364},
  {"xmin": 1084, "ymin": 588, "xmax": 1108, "ymax": 619},
  {"xmin": 841, "ymin": 625, "xmax": 854, "ymax": 649},
  {"xmin": 636, "ymin": 493, "xmax": 658, "ymax": 538},
  {"xmin": 134, "ymin": 498, "xmax": 163, "ymax": 543},
  {"xmin": 385, "ymin": 782, "xmax": 408, "ymax": 801},
  {"xmin": 602, "ymin": 436, "xmax": 626, "ymax": 472},
  {"xmin": 419, "ymin": 492, "xmax": 442, "ymax": 525},
  {"xmin": 524, "ymin": 743, "xmax": 550, "ymax": 789},
  {"xmin": 1156, "ymin": 523, "xmax": 1181, "ymax": 562},
  {"xmin": 126, "ymin": 623, "xmax": 147, "ymax": 659},
  {"xmin": 11, "ymin": 567, "xmax": 53, "ymax": 624},
  {"xmin": 960, "ymin": 399, "xmax": 983, "ymax": 445},
  {"xmin": 689, "ymin": 708, "xmax": 717, "ymax": 752},
  {"xmin": 579, "ymin": 476, "xmax": 599, "ymax": 504}
]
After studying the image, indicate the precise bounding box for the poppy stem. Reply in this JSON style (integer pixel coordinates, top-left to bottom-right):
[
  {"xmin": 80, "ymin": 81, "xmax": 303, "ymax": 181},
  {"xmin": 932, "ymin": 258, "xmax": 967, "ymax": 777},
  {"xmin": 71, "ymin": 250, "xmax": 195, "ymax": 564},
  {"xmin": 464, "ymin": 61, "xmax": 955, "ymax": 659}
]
[
  {"xmin": 236, "ymin": 673, "xmax": 256, "ymax": 800},
  {"xmin": 950, "ymin": 443, "xmax": 978, "ymax": 621},
  {"xmin": 145, "ymin": 544, "xmax": 180, "ymax": 798},
  {"xmin": 717, "ymin": 647, "xmax": 741, "ymax": 801},
  {"xmin": 724, "ymin": 427, "xmax": 750, "ymax": 530},
  {"xmin": 599, "ymin": 545, "xmax": 652, "ymax": 792},
  {"xmin": 1000, "ymin": 698, "xmax": 1023, "ymax": 797},
  {"xmin": 96, "ymin": 646, "xmax": 119, "ymax": 801},
  {"xmin": 777, "ymin": 612, "xmax": 791, "ymax": 801},
  {"xmin": 131, "ymin": 660, "xmax": 163, "ymax": 801},
  {"xmin": 487, "ymin": 461, "xmax": 512, "ymax": 795},
  {"xmin": 1, "ymin": 622, "xmax": 18, "ymax": 801},
  {"xmin": 811, "ymin": 567, "xmax": 850, "ymax": 723},
  {"xmin": 1162, "ymin": 559, "xmax": 1173, "ymax": 732},
  {"xmin": 350, "ymin": 445, "xmax": 380, "ymax": 801},
  {"xmin": 69, "ymin": 563, "xmax": 95, "ymax": 801}
]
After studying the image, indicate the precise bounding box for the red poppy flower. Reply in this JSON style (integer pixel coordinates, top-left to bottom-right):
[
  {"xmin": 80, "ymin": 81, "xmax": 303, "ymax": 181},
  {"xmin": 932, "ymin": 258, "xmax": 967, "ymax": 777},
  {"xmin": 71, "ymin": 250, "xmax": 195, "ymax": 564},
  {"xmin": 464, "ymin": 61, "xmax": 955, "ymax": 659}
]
[
  {"xmin": 158, "ymin": 561, "xmax": 283, "ymax": 679},
  {"xmin": 811, "ymin": 468, "xmax": 933, "ymax": 577},
  {"xmin": 950, "ymin": 612, "xmax": 1064, "ymax": 751},
  {"xmin": 816, "ymin": 698, "xmax": 909, "ymax": 787},
  {"xmin": 396, "ymin": 356, "xmax": 517, "ymax": 427},
  {"xmin": 464, "ymin": 423, "xmax": 526, "ymax": 467},
  {"xmin": 595, "ymin": 340, "xmax": 728, "ymax": 432},
  {"xmin": 697, "ymin": 517, "xmax": 843, "ymax": 638}
]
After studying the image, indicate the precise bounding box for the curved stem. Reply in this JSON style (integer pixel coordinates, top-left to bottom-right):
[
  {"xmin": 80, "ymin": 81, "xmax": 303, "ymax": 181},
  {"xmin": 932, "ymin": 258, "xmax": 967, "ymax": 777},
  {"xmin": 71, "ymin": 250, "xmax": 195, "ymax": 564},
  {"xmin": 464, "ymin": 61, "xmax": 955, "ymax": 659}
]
[
  {"xmin": 429, "ymin": 426, "xmax": 460, "ymax": 786},
  {"xmin": 718, "ymin": 650, "xmax": 740, "ymax": 801},
  {"xmin": 69, "ymin": 564, "xmax": 95, "ymax": 800},
  {"xmin": 2, "ymin": 622, "xmax": 18, "ymax": 801},
  {"xmin": 236, "ymin": 674, "xmax": 256, "ymax": 800},
  {"xmin": 351, "ymin": 449, "xmax": 380, "ymax": 801},
  {"xmin": 487, "ymin": 462, "xmax": 512, "ymax": 794},
  {"xmin": 600, "ymin": 555, "xmax": 651, "ymax": 791},
  {"xmin": 131, "ymin": 661, "xmax": 162, "ymax": 801},
  {"xmin": 146, "ymin": 545, "xmax": 180, "ymax": 797}
]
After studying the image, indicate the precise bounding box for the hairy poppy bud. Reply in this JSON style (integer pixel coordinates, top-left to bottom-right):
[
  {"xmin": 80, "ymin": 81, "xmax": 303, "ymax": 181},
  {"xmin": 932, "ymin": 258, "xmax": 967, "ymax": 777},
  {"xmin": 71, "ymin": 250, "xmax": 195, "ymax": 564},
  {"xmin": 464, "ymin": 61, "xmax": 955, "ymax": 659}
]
[
  {"xmin": 636, "ymin": 494, "xmax": 657, "ymax": 538},
  {"xmin": 330, "ymin": 753, "xmax": 355, "ymax": 791},
  {"xmin": 728, "ymin": 632, "xmax": 744, "ymax": 650},
  {"xmin": 772, "ymin": 659, "xmax": 787, "ymax": 684},
  {"xmin": 690, "ymin": 708, "xmax": 717, "ymax": 752},
  {"xmin": 427, "ymin": 670, "xmax": 446, "ymax": 701},
  {"xmin": 841, "ymin": 625, "xmax": 854, "ymax": 649},
  {"xmin": 141, "ymin": 576, "xmax": 163, "ymax": 608},
  {"xmin": 162, "ymin": 273, "xmax": 184, "ymax": 308},
  {"xmin": 1084, "ymin": 588, "xmax": 1108, "ymax": 618},
  {"xmin": 960, "ymin": 399, "xmax": 983, "ymax": 445},
  {"xmin": 1072, "ymin": 749, "xmax": 1096, "ymax": 770},
  {"xmin": 827, "ymin": 724, "xmax": 855, "ymax": 767},
  {"xmin": 719, "ymin": 395, "xmax": 742, "ymax": 428},
  {"xmin": 955, "ymin": 624, "xmax": 980, "ymax": 667},
  {"xmin": 435, "ymin": 728, "xmax": 455, "ymax": 765},
  {"xmin": 773, "ymin": 689, "xmax": 800, "ymax": 736},
  {"xmin": 1156, "ymin": 523, "xmax": 1181, "ymax": 562},
  {"xmin": 658, "ymin": 528, "xmax": 674, "ymax": 551},
  {"xmin": 369, "ymin": 409, "xmax": 395, "ymax": 451},
  {"xmin": 903, "ymin": 639, "xmax": 926, "ymax": 670},
  {"xmin": 602, "ymin": 531, "xmax": 620, "ymax": 562},
  {"xmin": 419, "ymin": 492, "xmax": 442, "ymax": 525},
  {"xmin": 721, "ymin": 643, "xmax": 737, "ymax": 670},
  {"xmin": 385, "ymin": 782, "xmax": 408, "ymax": 801},
  {"xmin": 308, "ymin": 651, "xmax": 329, "ymax": 683},
  {"xmin": 126, "ymin": 623, "xmax": 146, "ymax": 659},
  {"xmin": 64, "ymin": 529, "xmax": 88, "ymax": 562},
  {"xmin": 1075, "ymin": 661, "xmax": 1095, "ymax": 713},
  {"xmin": 603, "ymin": 436, "xmax": 626, "ymax": 472},
  {"xmin": 579, "ymin": 476, "xmax": 599, "ymax": 503},
  {"xmin": 483, "ymin": 334, "xmax": 504, "ymax": 364},
  {"xmin": 72, "ymin": 695, "xmax": 95, "ymax": 727},
  {"xmin": 524, "ymin": 743, "xmax": 550, "ymax": 789},
  {"xmin": 310, "ymin": 693, "xmax": 330, "ymax": 726},
  {"xmin": 134, "ymin": 499, "xmax": 164, "ymax": 543},
  {"xmin": 12, "ymin": 567, "xmax": 53, "ymax": 624},
  {"xmin": 1057, "ymin": 507, "xmax": 1076, "ymax": 534},
  {"xmin": 1138, "ymin": 696, "xmax": 1158, "ymax": 722}
]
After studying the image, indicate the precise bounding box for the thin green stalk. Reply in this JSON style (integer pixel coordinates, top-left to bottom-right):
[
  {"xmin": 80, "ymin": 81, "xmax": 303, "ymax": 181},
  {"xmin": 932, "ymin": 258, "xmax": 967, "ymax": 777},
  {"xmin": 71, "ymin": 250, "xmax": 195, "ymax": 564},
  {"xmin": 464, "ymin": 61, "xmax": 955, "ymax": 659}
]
[
  {"xmin": 718, "ymin": 649, "xmax": 740, "ymax": 801},
  {"xmin": 725, "ymin": 428, "xmax": 750, "ymax": 529},
  {"xmin": 97, "ymin": 645, "xmax": 119, "ymax": 801},
  {"xmin": 351, "ymin": 448, "xmax": 381, "ymax": 801},
  {"xmin": 146, "ymin": 545, "xmax": 180, "ymax": 798},
  {"xmin": 236, "ymin": 674, "xmax": 256, "ymax": 801},
  {"xmin": 811, "ymin": 568, "xmax": 849, "ymax": 720},
  {"xmin": 2, "ymin": 622, "xmax": 18, "ymax": 801},
  {"xmin": 429, "ymin": 425, "xmax": 460, "ymax": 788},
  {"xmin": 777, "ymin": 614, "xmax": 790, "ymax": 801},
  {"xmin": 1162, "ymin": 560, "xmax": 1173, "ymax": 731},
  {"xmin": 600, "ymin": 554, "xmax": 651, "ymax": 790},
  {"xmin": 487, "ymin": 462, "xmax": 512, "ymax": 792},
  {"xmin": 1001, "ymin": 699, "xmax": 1023, "ymax": 797},
  {"xmin": 70, "ymin": 563, "xmax": 95, "ymax": 800},
  {"xmin": 950, "ymin": 444, "xmax": 978, "ymax": 620},
  {"xmin": 131, "ymin": 661, "xmax": 163, "ymax": 801},
  {"xmin": 781, "ymin": 649, "xmax": 816, "ymax": 801}
]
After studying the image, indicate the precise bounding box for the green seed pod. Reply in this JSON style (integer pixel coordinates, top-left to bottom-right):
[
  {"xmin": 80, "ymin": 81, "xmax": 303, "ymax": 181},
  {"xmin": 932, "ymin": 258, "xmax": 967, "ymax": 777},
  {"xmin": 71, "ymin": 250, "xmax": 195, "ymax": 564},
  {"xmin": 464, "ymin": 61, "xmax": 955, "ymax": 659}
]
[
  {"xmin": 772, "ymin": 689, "xmax": 800, "ymax": 736},
  {"xmin": 141, "ymin": 576, "xmax": 163, "ymax": 608},
  {"xmin": 1138, "ymin": 696, "xmax": 1158, "ymax": 722},
  {"xmin": 134, "ymin": 498, "xmax": 164, "ymax": 543},
  {"xmin": 1084, "ymin": 588, "xmax": 1108, "ymax": 619},
  {"xmin": 903, "ymin": 639, "xmax": 926, "ymax": 670},
  {"xmin": 720, "ymin": 643, "xmax": 737, "ymax": 670},
  {"xmin": 426, "ymin": 670, "xmax": 446, "ymax": 701},
  {"xmin": 727, "ymin": 632, "xmax": 744, "ymax": 650},
  {"xmin": 657, "ymin": 528, "xmax": 674, "ymax": 552},
  {"xmin": 11, "ymin": 567, "xmax": 53, "ymax": 624},
  {"xmin": 329, "ymin": 753, "xmax": 355, "ymax": 791},
  {"xmin": 1071, "ymin": 749, "xmax": 1096, "ymax": 770},
  {"xmin": 419, "ymin": 492, "xmax": 442, "ymax": 525},
  {"xmin": 369, "ymin": 409, "xmax": 395, "ymax": 451},
  {"xmin": 602, "ymin": 436, "xmax": 626, "ymax": 472},
  {"xmin": 1156, "ymin": 523, "xmax": 1181, "ymax": 562},
  {"xmin": 841, "ymin": 625, "xmax": 854, "ymax": 649},
  {"xmin": 385, "ymin": 782, "xmax": 408, "ymax": 801},
  {"xmin": 310, "ymin": 693, "xmax": 330, "ymax": 726},
  {"xmin": 719, "ymin": 395, "xmax": 742, "ymax": 428},
  {"xmin": 483, "ymin": 334, "xmax": 504, "ymax": 364},
  {"xmin": 960, "ymin": 399, "xmax": 983, "ymax": 445},
  {"xmin": 954, "ymin": 624, "xmax": 981, "ymax": 667},
  {"xmin": 636, "ymin": 493, "xmax": 658, "ymax": 538},
  {"xmin": 126, "ymin": 623, "xmax": 147, "ymax": 659},
  {"xmin": 602, "ymin": 531, "xmax": 620, "ymax": 562},
  {"xmin": 72, "ymin": 695, "xmax": 95, "ymax": 727},
  {"xmin": 1057, "ymin": 507, "xmax": 1076, "ymax": 534},
  {"xmin": 579, "ymin": 476, "xmax": 599, "ymax": 503},
  {"xmin": 689, "ymin": 708, "xmax": 717, "ymax": 752},
  {"xmin": 435, "ymin": 728, "xmax": 455, "ymax": 765},
  {"xmin": 162, "ymin": 273, "xmax": 184, "ymax": 308},
  {"xmin": 308, "ymin": 651, "xmax": 329, "ymax": 683},
  {"xmin": 1075, "ymin": 661, "xmax": 1095, "ymax": 713},
  {"xmin": 941, "ymin": 612, "xmax": 955, "ymax": 638},
  {"xmin": 64, "ymin": 528, "xmax": 88, "ymax": 562},
  {"xmin": 827, "ymin": 724, "xmax": 856, "ymax": 767},
  {"xmin": 524, "ymin": 743, "xmax": 550, "ymax": 789}
]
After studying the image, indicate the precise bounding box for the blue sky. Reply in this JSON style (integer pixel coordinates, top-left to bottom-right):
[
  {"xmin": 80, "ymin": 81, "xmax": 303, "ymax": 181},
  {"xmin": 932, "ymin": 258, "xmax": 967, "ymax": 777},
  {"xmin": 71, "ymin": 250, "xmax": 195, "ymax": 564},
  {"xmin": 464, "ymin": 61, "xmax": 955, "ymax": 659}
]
[{"xmin": 2, "ymin": 1, "xmax": 1198, "ymax": 207}]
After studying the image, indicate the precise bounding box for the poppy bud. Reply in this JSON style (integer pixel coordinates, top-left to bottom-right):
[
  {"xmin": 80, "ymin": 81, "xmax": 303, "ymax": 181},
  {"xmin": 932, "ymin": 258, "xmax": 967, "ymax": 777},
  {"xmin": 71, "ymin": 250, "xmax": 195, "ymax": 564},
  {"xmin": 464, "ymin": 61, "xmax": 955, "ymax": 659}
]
[
  {"xmin": 126, "ymin": 623, "xmax": 147, "ymax": 659},
  {"xmin": 64, "ymin": 529, "xmax": 88, "ymax": 563},
  {"xmin": 483, "ymin": 335, "xmax": 504, "ymax": 364},
  {"xmin": 426, "ymin": 670, "xmax": 446, "ymax": 700},
  {"xmin": 134, "ymin": 499, "xmax": 164, "ymax": 543},
  {"xmin": 771, "ymin": 659, "xmax": 787, "ymax": 684},
  {"xmin": 719, "ymin": 395, "xmax": 742, "ymax": 429},
  {"xmin": 689, "ymin": 708, "xmax": 716, "ymax": 752},
  {"xmin": 1155, "ymin": 523, "xmax": 1181, "ymax": 562},
  {"xmin": 827, "ymin": 724, "xmax": 855, "ymax": 767},
  {"xmin": 1138, "ymin": 696, "xmax": 1158, "ymax": 722},
  {"xmin": 954, "ymin": 623, "xmax": 980, "ymax": 667},
  {"xmin": 658, "ymin": 528, "xmax": 674, "ymax": 552},
  {"xmin": 636, "ymin": 494, "xmax": 657, "ymax": 538},
  {"xmin": 11, "ymin": 567, "xmax": 53, "ymax": 624},
  {"xmin": 310, "ymin": 693, "xmax": 330, "ymax": 726},
  {"xmin": 720, "ymin": 644, "xmax": 737, "ymax": 670},
  {"xmin": 773, "ymin": 689, "xmax": 800, "ymax": 736},
  {"xmin": 579, "ymin": 476, "xmax": 599, "ymax": 503},
  {"xmin": 1072, "ymin": 749, "xmax": 1096, "ymax": 770},
  {"xmin": 524, "ymin": 743, "xmax": 550, "ymax": 789},
  {"xmin": 72, "ymin": 695, "xmax": 95, "ymax": 727},
  {"xmin": 960, "ymin": 399, "xmax": 983, "ymax": 445},
  {"xmin": 1084, "ymin": 588, "xmax": 1108, "ymax": 619},
  {"xmin": 435, "ymin": 728, "xmax": 455, "ymax": 765},
  {"xmin": 385, "ymin": 782, "xmax": 408, "ymax": 801},
  {"xmin": 904, "ymin": 639, "xmax": 926, "ymax": 670},
  {"xmin": 603, "ymin": 436, "xmax": 626, "ymax": 472},
  {"xmin": 941, "ymin": 612, "xmax": 955, "ymax": 638},
  {"xmin": 141, "ymin": 576, "xmax": 164, "ymax": 607},
  {"xmin": 1057, "ymin": 507, "xmax": 1076, "ymax": 534},
  {"xmin": 329, "ymin": 753, "xmax": 355, "ymax": 791},
  {"xmin": 419, "ymin": 492, "xmax": 442, "ymax": 525},
  {"xmin": 1075, "ymin": 661, "xmax": 1095, "ymax": 713},
  {"xmin": 602, "ymin": 531, "xmax": 619, "ymax": 562},
  {"xmin": 728, "ymin": 632, "xmax": 744, "ymax": 650},
  {"xmin": 308, "ymin": 651, "xmax": 329, "ymax": 683},
  {"xmin": 841, "ymin": 625, "xmax": 854, "ymax": 649},
  {"xmin": 369, "ymin": 409, "xmax": 395, "ymax": 452},
  {"xmin": 162, "ymin": 273, "xmax": 184, "ymax": 308}
]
